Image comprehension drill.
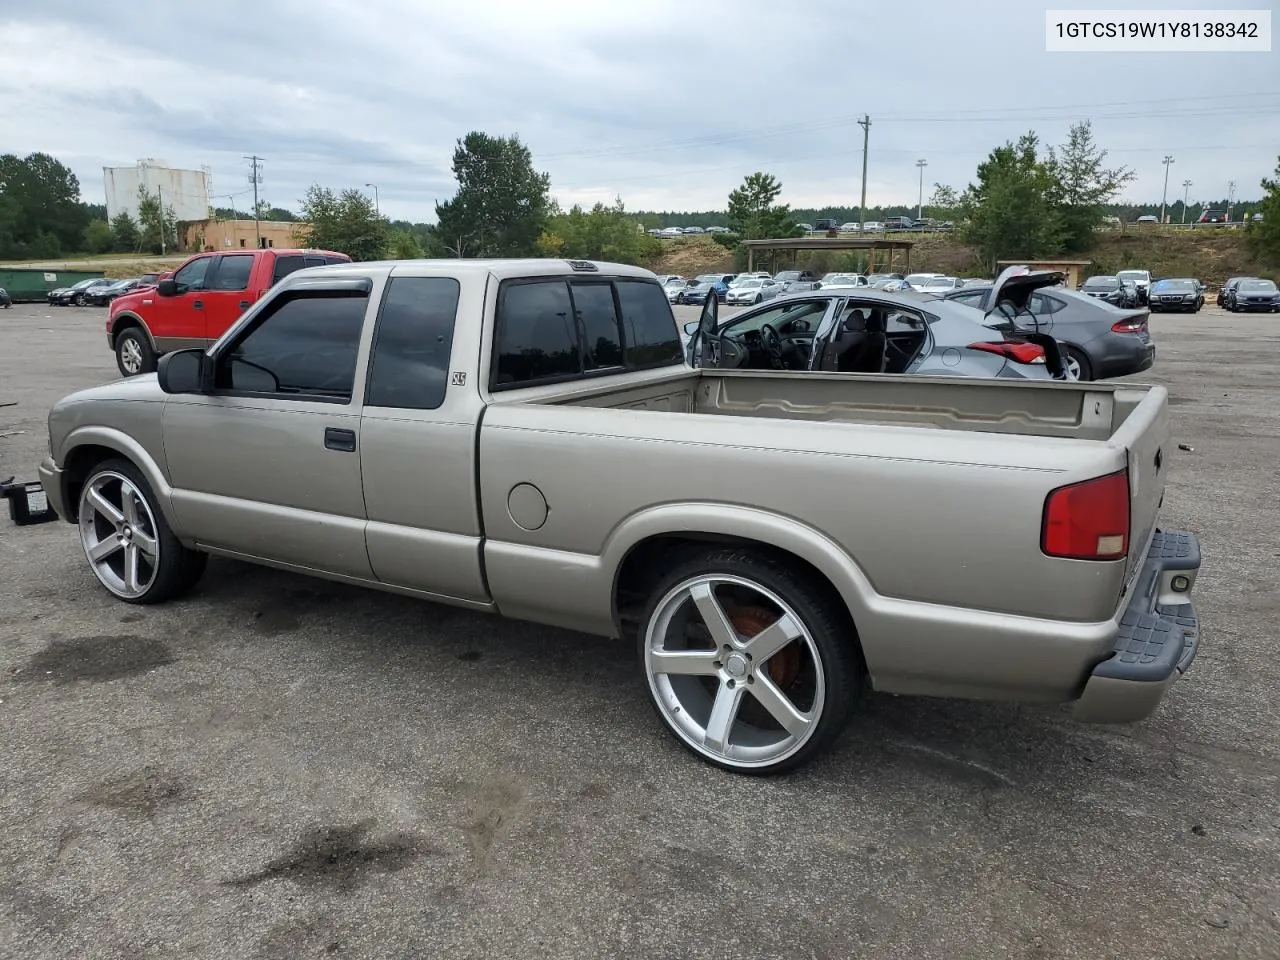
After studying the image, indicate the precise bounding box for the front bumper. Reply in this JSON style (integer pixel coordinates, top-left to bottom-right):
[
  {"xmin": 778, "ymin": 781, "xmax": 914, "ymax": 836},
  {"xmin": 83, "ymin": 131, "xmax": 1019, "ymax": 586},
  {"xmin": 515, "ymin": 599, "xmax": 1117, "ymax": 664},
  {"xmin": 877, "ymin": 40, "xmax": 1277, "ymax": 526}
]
[
  {"xmin": 37, "ymin": 457, "xmax": 71, "ymax": 523},
  {"xmin": 1072, "ymin": 530, "xmax": 1201, "ymax": 722}
]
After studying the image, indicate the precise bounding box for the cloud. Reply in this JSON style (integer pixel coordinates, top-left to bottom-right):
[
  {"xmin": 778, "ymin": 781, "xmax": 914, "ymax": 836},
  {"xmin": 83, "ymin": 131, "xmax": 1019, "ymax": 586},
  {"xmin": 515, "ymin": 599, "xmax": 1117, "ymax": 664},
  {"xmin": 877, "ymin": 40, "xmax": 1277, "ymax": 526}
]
[{"xmin": 2, "ymin": 0, "xmax": 1277, "ymax": 221}]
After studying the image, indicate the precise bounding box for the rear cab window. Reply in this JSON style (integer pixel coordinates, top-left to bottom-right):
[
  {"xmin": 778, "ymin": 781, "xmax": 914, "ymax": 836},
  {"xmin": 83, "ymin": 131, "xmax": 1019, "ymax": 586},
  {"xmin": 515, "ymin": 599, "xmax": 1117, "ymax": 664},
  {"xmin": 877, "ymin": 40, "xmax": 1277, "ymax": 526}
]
[{"xmin": 491, "ymin": 276, "xmax": 682, "ymax": 390}]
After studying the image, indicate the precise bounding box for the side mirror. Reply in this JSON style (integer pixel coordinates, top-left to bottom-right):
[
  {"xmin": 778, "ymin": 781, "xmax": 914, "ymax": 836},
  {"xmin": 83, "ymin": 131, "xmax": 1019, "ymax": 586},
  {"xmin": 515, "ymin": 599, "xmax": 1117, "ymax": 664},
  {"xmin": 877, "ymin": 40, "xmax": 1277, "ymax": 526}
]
[
  {"xmin": 683, "ymin": 320, "xmax": 699, "ymax": 336},
  {"xmin": 156, "ymin": 278, "xmax": 179, "ymax": 297},
  {"xmin": 157, "ymin": 349, "xmax": 210, "ymax": 394}
]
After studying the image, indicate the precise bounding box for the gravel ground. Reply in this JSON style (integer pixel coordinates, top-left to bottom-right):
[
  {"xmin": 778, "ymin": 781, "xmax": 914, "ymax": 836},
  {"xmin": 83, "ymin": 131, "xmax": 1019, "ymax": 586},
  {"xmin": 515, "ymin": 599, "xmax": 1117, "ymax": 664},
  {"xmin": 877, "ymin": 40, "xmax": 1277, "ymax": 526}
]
[{"xmin": 1, "ymin": 301, "xmax": 1277, "ymax": 960}]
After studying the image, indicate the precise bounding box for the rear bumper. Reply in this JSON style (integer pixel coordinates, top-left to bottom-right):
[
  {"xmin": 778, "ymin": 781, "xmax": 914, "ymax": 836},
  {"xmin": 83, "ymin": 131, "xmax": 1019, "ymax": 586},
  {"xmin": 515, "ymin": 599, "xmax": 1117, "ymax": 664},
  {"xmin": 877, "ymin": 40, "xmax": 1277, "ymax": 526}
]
[{"xmin": 1072, "ymin": 530, "xmax": 1201, "ymax": 722}]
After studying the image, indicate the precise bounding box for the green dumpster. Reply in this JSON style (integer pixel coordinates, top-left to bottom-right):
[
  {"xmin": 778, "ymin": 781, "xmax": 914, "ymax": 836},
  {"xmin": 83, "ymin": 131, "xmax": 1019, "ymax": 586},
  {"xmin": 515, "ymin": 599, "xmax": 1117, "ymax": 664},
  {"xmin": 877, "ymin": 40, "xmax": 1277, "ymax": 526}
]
[{"xmin": 0, "ymin": 268, "xmax": 107, "ymax": 303}]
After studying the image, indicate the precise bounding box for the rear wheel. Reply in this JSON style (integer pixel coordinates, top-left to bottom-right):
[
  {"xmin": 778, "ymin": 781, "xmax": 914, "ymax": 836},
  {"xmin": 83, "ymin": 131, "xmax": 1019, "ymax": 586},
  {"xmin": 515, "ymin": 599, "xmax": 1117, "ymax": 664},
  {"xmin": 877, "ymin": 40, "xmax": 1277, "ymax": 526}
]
[
  {"xmin": 115, "ymin": 328, "xmax": 156, "ymax": 377},
  {"xmin": 74, "ymin": 294, "xmax": 86, "ymax": 306},
  {"xmin": 1065, "ymin": 347, "xmax": 1093, "ymax": 382},
  {"xmin": 638, "ymin": 547, "xmax": 863, "ymax": 775}
]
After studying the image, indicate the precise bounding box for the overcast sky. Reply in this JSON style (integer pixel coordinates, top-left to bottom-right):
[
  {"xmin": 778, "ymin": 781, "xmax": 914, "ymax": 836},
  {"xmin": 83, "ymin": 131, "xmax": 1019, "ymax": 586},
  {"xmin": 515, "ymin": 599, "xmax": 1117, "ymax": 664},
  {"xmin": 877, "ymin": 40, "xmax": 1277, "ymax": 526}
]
[{"xmin": 2, "ymin": 0, "xmax": 1276, "ymax": 222}]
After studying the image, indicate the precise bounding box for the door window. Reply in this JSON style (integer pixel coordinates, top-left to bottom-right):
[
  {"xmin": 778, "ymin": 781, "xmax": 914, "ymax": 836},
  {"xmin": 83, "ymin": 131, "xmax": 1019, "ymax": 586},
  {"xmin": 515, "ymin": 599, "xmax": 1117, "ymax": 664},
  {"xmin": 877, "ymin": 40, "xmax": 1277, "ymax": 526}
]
[
  {"xmin": 614, "ymin": 280, "xmax": 682, "ymax": 367},
  {"xmin": 216, "ymin": 292, "xmax": 368, "ymax": 402},
  {"xmin": 173, "ymin": 257, "xmax": 213, "ymax": 292},
  {"xmin": 366, "ymin": 277, "xmax": 461, "ymax": 410},
  {"xmin": 493, "ymin": 280, "xmax": 580, "ymax": 386},
  {"xmin": 570, "ymin": 282, "xmax": 623, "ymax": 369},
  {"xmin": 209, "ymin": 254, "xmax": 254, "ymax": 291}
]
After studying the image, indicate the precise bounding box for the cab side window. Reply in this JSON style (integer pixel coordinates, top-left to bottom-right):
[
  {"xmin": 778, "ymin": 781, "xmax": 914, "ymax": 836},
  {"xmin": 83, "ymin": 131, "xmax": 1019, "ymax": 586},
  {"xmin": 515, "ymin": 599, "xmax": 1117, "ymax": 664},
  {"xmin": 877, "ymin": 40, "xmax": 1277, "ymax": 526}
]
[
  {"xmin": 209, "ymin": 254, "xmax": 253, "ymax": 292},
  {"xmin": 366, "ymin": 277, "xmax": 460, "ymax": 410},
  {"xmin": 215, "ymin": 291, "xmax": 369, "ymax": 402}
]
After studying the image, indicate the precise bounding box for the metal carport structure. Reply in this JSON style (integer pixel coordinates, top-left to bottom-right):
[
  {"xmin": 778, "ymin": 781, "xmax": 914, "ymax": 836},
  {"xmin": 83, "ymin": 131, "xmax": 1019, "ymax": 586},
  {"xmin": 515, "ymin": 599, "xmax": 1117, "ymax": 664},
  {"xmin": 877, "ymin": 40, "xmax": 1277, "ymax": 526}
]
[{"xmin": 740, "ymin": 237, "xmax": 915, "ymax": 274}]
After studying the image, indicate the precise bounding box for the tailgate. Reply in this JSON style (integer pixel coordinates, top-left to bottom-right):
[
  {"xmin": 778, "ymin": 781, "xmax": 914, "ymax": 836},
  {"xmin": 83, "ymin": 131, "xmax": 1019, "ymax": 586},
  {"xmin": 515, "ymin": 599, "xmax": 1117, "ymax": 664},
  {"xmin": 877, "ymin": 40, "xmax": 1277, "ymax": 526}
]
[{"xmin": 1111, "ymin": 386, "xmax": 1172, "ymax": 588}]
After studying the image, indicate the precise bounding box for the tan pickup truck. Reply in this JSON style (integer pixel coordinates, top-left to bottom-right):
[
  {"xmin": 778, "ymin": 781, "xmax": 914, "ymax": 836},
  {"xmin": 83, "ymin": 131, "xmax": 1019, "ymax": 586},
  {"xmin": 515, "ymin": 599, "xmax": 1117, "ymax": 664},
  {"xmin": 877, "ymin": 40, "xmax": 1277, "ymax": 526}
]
[{"xmin": 38, "ymin": 258, "xmax": 1202, "ymax": 774}]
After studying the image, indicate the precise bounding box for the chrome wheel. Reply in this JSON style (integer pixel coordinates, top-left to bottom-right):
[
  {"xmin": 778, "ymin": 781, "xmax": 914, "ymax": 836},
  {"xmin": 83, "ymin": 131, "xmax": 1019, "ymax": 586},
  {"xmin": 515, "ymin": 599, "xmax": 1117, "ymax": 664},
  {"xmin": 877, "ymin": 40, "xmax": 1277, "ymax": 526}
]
[
  {"xmin": 78, "ymin": 471, "xmax": 160, "ymax": 600},
  {"xmin": 119, "ymin": 337, "xmax": 144, "ymax": 374},
  {"xmin": 644, "ymin": 574, "xmax": 826, "ymax": 770},
  {"xmin": 1064, "ymin": 354, "xmax": 1082, "ymax": 380}
]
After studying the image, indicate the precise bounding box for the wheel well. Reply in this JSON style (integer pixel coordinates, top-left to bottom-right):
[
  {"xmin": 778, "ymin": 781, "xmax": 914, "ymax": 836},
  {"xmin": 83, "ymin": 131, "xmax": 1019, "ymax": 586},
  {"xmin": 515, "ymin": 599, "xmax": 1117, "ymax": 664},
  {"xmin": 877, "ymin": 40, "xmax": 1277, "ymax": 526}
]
[
  {"xmin": 613, "ymin": 533, "xmax": 861, "ymax": 653},
  {"xmin": 110, "ymin": 314, "xmax": 149, "ymax": 348},
  {"xmin": 62, "ymin": 444, "xmax": 124, "ymax": 512}
]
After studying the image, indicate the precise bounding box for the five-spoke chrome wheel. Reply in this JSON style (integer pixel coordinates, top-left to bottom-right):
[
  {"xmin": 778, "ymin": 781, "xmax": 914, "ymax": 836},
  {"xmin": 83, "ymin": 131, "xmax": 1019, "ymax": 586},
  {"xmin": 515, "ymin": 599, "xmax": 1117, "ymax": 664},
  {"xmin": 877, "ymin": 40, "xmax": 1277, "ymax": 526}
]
[
  {"xmin": 118, "ymin": 337, "xmax": 144, "ymax": 374},
  {"xmin": 644, "ymin": 567, "xmax": 842, "ymax": 772},
  {"xmin": 78, "ymin": 471, "xmax": 161, "ymax": 600}
]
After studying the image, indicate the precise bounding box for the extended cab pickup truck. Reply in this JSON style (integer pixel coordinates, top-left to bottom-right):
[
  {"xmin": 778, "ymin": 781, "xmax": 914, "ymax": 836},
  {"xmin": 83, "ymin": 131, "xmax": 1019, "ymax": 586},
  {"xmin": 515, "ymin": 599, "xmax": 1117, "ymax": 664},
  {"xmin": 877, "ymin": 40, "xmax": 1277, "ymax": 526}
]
[
  {"xmin": 39, "ymin": 258, "xmax": 1203, "ymax": 775},
  {"xmin": 106, "ymin": 247, "xmax": 350, "ymax": 377}
]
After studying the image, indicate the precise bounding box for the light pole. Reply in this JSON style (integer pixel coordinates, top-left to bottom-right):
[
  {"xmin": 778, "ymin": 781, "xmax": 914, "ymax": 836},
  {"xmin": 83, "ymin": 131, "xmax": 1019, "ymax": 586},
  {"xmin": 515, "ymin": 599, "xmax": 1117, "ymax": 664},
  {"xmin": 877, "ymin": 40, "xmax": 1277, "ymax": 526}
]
[
  {"xmin": 1180, "ymin": 180, "xmax": 1192, "ymax": 224},
  {"xmin": 365, "ymin": 183, "xmax": 380, "ymax": 216},
  {"xmin": 1160, "ymin": 155, "xmax": 1174, "ymax": 223},
  {"xmin": 915, "ymin": 159, "xmax": 927, "ymax": 221}
]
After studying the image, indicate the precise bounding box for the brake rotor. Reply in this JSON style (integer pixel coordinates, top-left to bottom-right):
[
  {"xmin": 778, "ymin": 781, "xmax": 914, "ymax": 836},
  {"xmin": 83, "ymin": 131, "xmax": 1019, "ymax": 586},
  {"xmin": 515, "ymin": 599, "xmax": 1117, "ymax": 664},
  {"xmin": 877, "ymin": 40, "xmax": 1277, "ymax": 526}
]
[{"xmin": 729, "ymin": 606, "xmax": 802, "ymax": 690}]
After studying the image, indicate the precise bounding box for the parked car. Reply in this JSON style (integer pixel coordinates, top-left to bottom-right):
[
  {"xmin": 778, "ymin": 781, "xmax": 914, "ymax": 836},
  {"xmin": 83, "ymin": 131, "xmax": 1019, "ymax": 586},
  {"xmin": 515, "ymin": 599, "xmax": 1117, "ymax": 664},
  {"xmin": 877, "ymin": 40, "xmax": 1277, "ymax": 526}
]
[
  {"xmin": 662, "ymin": 278, "xmax": 688, "ymax": 303},
  {"xmin": 814, "ymin": 218, "xmax": 840, "ymax": 232},
  {"xmin": 839, "ymin": 222, "xmax": 860, "ymax": 232},
  {"xmin": 36, "ymin": 257, "xmax": 1201, "ymax": 775},
  {"xmin": 865, "ymin": 272, "xmax": 904, "ymax": 289},
  {"xmin": 882, "ymin": 216, "xmax": 915, "ymax": 231},
  {"xmin": 0, "ymin": 287, "xmax": 10, "ymax": 308},
  {"xmin": 1116, "ymin": 269, "xmax": 1152, "ymax": 304},
  {"xmin": 795, "ymin": 222, "xmax": 813, "ymax": 232},
  {"xmin": 677, "ymin": 278, "xmax": 728, "ymax": 306},
  {"xmin": 1198, "ymin": 209, "xmax": 1228, "ymax": 224},
  {"xmin": 1222, "ymin": 278, "xmax": 1280, "ymax": 312},
  {"xmin": 684, "ymin": 279, "xmax": 1064, "ymax": 381},
  {"xmin": 48, "ymin": 277, "xmax": 115, "ymax": 306},
  {"xmin": 1135, "ymin": 215, "xmax": 1159, "ymax": 224},
  {"xmin": 1148, "ymin": 278, "xmax": 1204, "ymax": 313},
  {"xmin": 725, "ymin": 277, "xmax": 783, "ymax": 305},
  {"xmin": 905, "ymin": 274, "xmax": 963, "ymax": 294},
  {"xmin": 84, "ymin": 278, "xmax": 147, "ymax": 307},
  {"xmin": 1080, "ymin": 275, "xmax": 1140, "ymax": 308},
  {"xmin": 861, "ymin": 221, "xmax": 884, "ymax": 233},
  {"xmin": 816, "ymin": 273, "xmax": 869, "ymax": 290},
  {"xmin": 107, "ymin": 248, "xmax": 351, "ymax": 377},
  {"xmin": 1216, "ymin": 277, "xmax": 1251, "ymax": 308},
  {"xmin": 945, "ymin": 276, "xmax": 1154, "ymax": 381}
]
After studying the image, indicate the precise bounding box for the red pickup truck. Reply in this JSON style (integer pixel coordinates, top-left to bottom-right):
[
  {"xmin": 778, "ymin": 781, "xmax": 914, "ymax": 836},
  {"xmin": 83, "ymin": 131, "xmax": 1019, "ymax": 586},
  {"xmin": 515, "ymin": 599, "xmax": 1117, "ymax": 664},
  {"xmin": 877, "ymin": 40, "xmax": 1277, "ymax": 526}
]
[{"xmin": 107, "ymin": 247, "xmax": 350, "ymax": 376}]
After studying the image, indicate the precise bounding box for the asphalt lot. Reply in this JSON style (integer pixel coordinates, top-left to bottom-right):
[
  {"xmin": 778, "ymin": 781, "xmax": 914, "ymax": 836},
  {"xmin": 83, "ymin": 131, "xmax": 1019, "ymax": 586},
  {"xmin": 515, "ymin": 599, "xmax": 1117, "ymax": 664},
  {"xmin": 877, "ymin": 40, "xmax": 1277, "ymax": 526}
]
[{"xmin": 2, "ymin": 300, "xmax": 1278, "ymax": 960}]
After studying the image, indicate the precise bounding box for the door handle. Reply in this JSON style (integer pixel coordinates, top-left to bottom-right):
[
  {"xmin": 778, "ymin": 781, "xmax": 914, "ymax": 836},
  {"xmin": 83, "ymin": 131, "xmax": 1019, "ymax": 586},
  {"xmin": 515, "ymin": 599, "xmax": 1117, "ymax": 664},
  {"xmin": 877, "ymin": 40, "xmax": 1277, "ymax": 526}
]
[
  {"xmin": 323, "ymin": 427, "xmax": 356, "ymax": 452},
  {"xmin": 193, "ymin": 300, "xmax": 203, "ymax": 310},
  {"xmin": 239, "ymin": 300, "xmax": 251, "ymax": 310}
]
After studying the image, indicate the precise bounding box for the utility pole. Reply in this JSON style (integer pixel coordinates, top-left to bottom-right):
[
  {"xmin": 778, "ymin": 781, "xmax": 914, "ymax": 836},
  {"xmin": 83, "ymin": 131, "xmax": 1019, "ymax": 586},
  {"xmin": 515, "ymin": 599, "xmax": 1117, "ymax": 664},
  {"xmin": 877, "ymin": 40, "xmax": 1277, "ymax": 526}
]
[
  {"xmin": 365, "ymin": 183, "xmax": 380, "ymax": 216},
  {"xmin": 1227, "ymin": 180, "xmax": 1237, "ymax": 222},
  {"xmin": 1181, "ymin": 179, "xmax": 1192, "ymax": 224},
  {"xmin": 245, "ymin": 155, "xmax": 264, "ymax": 248},
  {"xmin": 857, "ymin": 115, "xmax": 871, "ymax": 234},
  {"xmin": 227, "ymin": 195, "xmax": 237, "ymax": 220},
  {"xmin": 915, "ymin": 159, "xmax": 927, "ymax": 221},
  {"xmin": 1159, "ymin": 155, "xmax": 1174, "ymax": 224},
  {"xmin": 157, "ymin": 185, "xmax": 166, "ymax": 255}
]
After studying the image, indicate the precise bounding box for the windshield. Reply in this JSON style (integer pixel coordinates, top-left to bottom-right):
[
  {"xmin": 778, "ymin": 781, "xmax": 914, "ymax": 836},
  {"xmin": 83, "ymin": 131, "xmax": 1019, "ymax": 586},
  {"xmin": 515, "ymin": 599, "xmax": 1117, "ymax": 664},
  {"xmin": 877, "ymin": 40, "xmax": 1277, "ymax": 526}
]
[
  {"xmin": 774, "ymin": 272, "xmax": 801, "ymax": 281},
  {"xmin": 1117, "ymin": 271, "xmax": 1148, "ymax": 281},
  {"xmin": 1153, "ymin": 280, "xmax": 1195, "ymax": 291},
  {"xmin": 737, "ymin": 279, "xmax": 762, "ymax": 288},
  {"xmin": 71, "ymin": 278, "xmax": 99, "ymax": 290},
  {"xmin": 822, "ymin": 275, "xmax": 858, "ymax": 285},
  {"xmin": 1084, "ymin": 277, "xmax": 1119, "ymax": 289},
  {"xmin": 1240, "ymin": 280, "xmax": 1278, "ymax": 292},
  {"xmin": 905, "ymin": 275, "xmax": 939, "ymax": 284},
  {"xmin": 694, "ymin": 275, "xmax": 722, "ymax": 284}
]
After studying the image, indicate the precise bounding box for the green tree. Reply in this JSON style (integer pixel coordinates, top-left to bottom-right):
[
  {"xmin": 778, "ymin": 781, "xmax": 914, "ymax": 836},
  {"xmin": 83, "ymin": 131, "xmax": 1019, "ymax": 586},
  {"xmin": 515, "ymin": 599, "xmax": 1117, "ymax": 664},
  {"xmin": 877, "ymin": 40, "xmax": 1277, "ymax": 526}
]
[
  {"xmin": 299, "ymin": 185, "xmax": 390, "ymax": 261},
  {"xmin": 434, "ymin": 132, "xmax": 551, "ymax": 257},
  {"xmin": 110, "ymin": 211, "xmax": 140, "ymax": 252},
  {"xmin": 719, "ymin": 172, "xmax": 801, "ymax": 247},
  {"xmin": 0, "ymin": 152, "xmax": 88, "ymax": 257},
  {"xmin": 82, "ymin": 219, "xmax": 114, "ymax": 254},
  {"xmin": 136, "ymin": 185, "xmax": 178, "ymax": 254},
  {"xmin": 388, "ymin": 229, "xmax": 426, "ymax": 259},
  {"xmin": 961, "ymin": 132, "xmax": 1063, "ymax": 269},
  {"xmin": 927, "ymin": 184, "xmax": 961, "ymax": 220},
  {"xmin": 1246, "ymin": 156, "xmax": 1280, "ymax": 266},
  {"xmin": 1045, "ymin": 121, "xmax": 1134, "ymax": 252},
  {"xmin": 539, "ymin": 196, "xmax": 661, "ymax": 265}
]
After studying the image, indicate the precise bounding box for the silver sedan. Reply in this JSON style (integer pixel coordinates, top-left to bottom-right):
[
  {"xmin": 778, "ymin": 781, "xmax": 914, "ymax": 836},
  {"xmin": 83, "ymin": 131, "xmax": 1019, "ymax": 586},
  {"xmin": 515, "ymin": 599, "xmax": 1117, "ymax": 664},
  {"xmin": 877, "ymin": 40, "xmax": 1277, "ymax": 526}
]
[{"xmin": 724, "ymin": 277, "xmax": 783, "ymax": 306}]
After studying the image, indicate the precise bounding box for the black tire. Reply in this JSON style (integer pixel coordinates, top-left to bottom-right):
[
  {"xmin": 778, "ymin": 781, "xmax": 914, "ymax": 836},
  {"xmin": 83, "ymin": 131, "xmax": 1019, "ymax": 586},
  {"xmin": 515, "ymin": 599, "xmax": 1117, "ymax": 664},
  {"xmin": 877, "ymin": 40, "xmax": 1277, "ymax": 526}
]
[
  {"xmin": 78, "ymin": 458, "xmax": 207, "ymax": 605},
  {"xmin": 1066, "ymin": 346, "xmax": 1094, "ymax": 381},
  {"xmin": 114, "ymin": 328, "xmax": 156, "ymax": 377},
  {"xmin": 636, "ymin": 546, "xmax": 864, "ymax": 775}
]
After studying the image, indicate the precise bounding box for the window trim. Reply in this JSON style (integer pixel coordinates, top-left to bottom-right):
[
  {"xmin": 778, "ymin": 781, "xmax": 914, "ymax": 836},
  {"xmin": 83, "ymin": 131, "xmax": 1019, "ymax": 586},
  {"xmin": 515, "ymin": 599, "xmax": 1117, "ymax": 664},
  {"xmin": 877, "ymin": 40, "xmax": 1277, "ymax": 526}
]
[
  {"xmin": 363, "ymin": 275, "xmax": 461, "ymax": 411},
  {"xmin": 489, "ymin": 276, "xmax": 683, "ymax": 392},
  {"xmin": 208, "ymin": 283, "xmax": 373, "ymax": 406}
]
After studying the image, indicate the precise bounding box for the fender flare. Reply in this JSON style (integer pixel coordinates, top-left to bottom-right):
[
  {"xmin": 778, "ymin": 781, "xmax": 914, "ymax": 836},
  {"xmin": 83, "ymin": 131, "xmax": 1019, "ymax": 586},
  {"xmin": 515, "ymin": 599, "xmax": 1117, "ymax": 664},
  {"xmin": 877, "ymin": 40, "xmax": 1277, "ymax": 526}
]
[
  {"xmin": 602, "ymin": 502, "xmax": 878, "ymax": 627},
  {"xmin": 108, "ymin": 311, "xmax": 157, "ymax": 350},
  {"xmin": 60, "ymin": 425, "xmax": 181, "ymax": 532}
]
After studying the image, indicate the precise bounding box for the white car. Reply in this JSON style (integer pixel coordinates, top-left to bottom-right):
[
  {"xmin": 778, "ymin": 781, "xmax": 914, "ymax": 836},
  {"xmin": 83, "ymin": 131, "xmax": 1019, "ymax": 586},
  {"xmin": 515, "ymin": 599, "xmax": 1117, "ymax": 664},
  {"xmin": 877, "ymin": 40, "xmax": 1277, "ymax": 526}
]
[
  {"xmin": 906, "ymin": 274, "xmax": 964, "ymax": 294},
  {"xmin": 818, "ymin": 273, "xmax": 869, "ymax": 289},
  {"xmin": 724, "ymin": 277, "xmax": 782, "ymax": 305},
  {"xmin": 839, "ymin": 222, "xmax": 860, "ymax": 232},
  {"xmin": 662, "ymin": 278, "xmax": 689, "ymax": 302},
  {"xmin": 861, "ymin": 221, "xmax": 884, "ymax": 233}
]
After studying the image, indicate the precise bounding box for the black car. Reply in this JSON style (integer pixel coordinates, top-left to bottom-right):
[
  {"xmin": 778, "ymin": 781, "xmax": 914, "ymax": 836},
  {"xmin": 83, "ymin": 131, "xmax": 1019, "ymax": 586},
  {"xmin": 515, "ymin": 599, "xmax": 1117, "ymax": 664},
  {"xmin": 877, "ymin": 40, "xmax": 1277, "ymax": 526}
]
[
  {"xmin": 1079, "ymin": 275, "xmax": 1140, "ymax": 308},
  {"xmin": 1217, "ymin": 277, "xmax": 1250, "ymax": 308},
  {"xmin": 813, "ymin": 218, "xmax": 840, "ymax": 232},
  {"xmin": 84, "ymin": 278, "xmax": 146, "ymax": 307},
  {"xmin": 0, "ymin": 287, "xmax": 10, "ymax": 308},
  {"xmin": 882, "ymin": 216, "xmax": 915, "ymax": 231},
  {"xmin": 1148, "ymin": 278, "xmax": 1204, "ymax": 313},
  {"xmin": 1223, "ymin": 278, "xmax": 1280, "ymax": 312},
  {"xmin": 47, "ymin": 277, "xmax": 115, "ymax": 306}
]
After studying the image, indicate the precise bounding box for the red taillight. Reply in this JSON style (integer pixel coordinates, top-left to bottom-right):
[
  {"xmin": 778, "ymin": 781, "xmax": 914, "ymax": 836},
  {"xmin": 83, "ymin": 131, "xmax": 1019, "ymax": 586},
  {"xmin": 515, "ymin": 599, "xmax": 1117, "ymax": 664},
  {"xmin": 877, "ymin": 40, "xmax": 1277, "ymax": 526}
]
[
  {"xmin": 1041, "ymin": 470, "xmax": 1130, "ymax": 560},
  {"xmin": 967, "ymin": 341, "xmax": 1045, "ymax": 364},
  {"xmin": 1111, "ymin": 317, "xmax": 1147, "ymax": 333}
]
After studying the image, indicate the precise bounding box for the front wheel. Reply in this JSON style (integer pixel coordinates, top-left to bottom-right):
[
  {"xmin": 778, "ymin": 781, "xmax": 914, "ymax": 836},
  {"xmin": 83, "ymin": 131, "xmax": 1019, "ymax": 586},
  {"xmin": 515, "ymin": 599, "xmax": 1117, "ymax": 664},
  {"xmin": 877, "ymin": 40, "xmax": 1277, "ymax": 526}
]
[
  {"xmin": 115, "ymin": 328, "xmax": 156, "ymax": 377},
  {"xmin": 74, "ymin": 294, "xmax": 86, "ymax": 306},
  {"xmin": 753, "ymin": 294, "xmax": 762, "ymax": 304},
  {"xmin": 77, "ymin": 459, "xmax": 206, "ymax": 604},
  {"xmin": 638, "ymin": 547, "xmax": 863, "ymax": 775}
]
